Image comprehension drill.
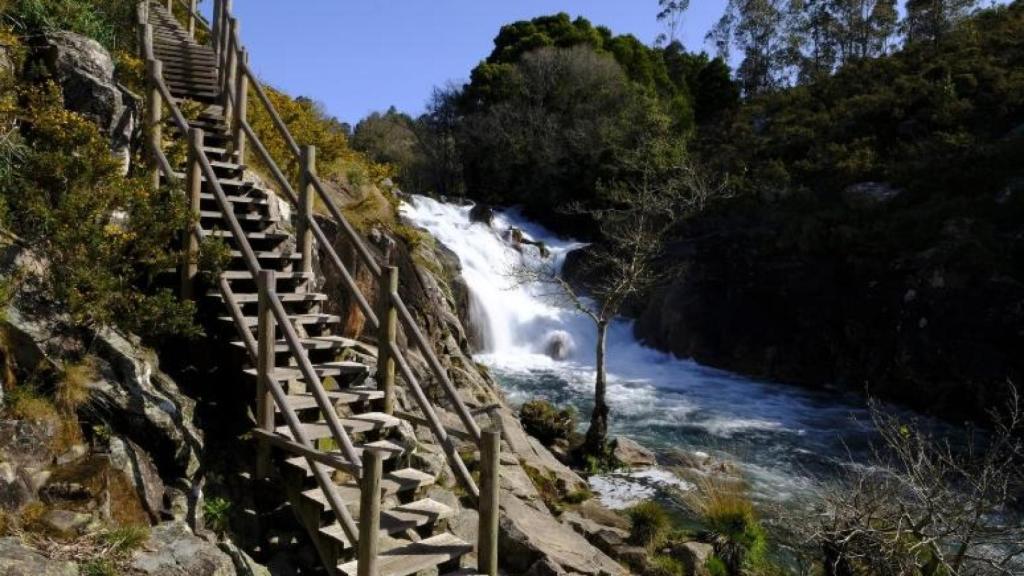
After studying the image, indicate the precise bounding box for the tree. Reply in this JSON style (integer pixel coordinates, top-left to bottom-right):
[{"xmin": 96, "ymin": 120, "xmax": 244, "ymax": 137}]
[
  {"xmin": 656, "ymin": 0, "xmax": 690, "ymax": 47},
  {"xmin": 413, "ymin": 84, "xmax": 464, "ymax": 197},
  {"xmin": 905, "ymin": 0, "xmax": 979, "ymax": 44},
  {"xmin": 709, "ymin": 0, "xmax": 794, "ymax": 95},
  {"xmin": 512, "ymin": 156, "xmax": 726, "ymax": 455},
  {"xmin": 458, "ymin": 45, "xmax": 676, "ymax": 223},
  {"xmin": 806, "ymin": 384, "xmax": 1024, "ymax": 575}
]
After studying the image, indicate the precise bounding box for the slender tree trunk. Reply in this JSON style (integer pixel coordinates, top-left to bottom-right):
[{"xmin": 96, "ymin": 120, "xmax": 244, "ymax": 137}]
[{"xmin": 585, "ymin": 320, "xmax": 610, "ymax": 455}]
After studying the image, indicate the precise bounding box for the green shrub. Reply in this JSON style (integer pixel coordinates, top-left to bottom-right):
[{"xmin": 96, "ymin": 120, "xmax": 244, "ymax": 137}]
[
  {"xmin": 202, "ymin": 496, "xmax": 231, "ymax": 535},
  {"xmin": 706, "ymin": 555, "xmax": 728, "ymax": 576},
  {"xmin": 1, "ymin": 82, "xmax": 197, "ymax": 338},
  {"xmin": 2, "ymin": 0, "xmax": 137, "ymax": 51},
  {"xmin": 519, "ymin": 399, "xmax": 577, "ymax": 445},
  {"xmin": 691, "ymin": 481, "xmax": 767, "ymax": 574},
  {"xmin": 628, "ymin": 500, "xmax": 671, "ymax": 547},
  {"xmin": 648, "ymin": 555, "xmax": 686, "ymax": 576}
]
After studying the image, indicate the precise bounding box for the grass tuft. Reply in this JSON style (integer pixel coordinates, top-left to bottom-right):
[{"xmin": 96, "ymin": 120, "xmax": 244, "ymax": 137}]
[{"xmin": 627, "ymin": 500, "xmax": 671, "ymax": 547}]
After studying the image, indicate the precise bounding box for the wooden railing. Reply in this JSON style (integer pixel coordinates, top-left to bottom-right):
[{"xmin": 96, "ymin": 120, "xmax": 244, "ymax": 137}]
[{"xmin": 142, "ymin": 1, "xmax": 501, "ymax": 574}]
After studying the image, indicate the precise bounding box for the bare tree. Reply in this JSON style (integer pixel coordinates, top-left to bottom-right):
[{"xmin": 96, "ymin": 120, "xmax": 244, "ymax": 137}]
[
  {"xmin": 807, "ymin": 383, "xmax": 1024, "ymax": 576},
  {"xmin": 511, "ymin": 157, "xmax": 726, "ymax": 456},
  {"xmin": 656, "ymin": 0, "xmax": 691, "ymax": 47}
]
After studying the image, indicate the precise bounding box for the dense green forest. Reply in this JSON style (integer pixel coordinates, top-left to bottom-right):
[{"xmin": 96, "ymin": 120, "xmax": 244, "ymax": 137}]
[{"xmin": 354, "ymin": 0, "xmax": 1024, "ymax": 418}]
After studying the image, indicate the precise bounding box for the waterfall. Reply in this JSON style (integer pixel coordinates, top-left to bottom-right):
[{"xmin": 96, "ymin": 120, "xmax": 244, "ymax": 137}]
[{"xmin": 400, "ymin": 194, "xmax": 876, "ymax": 509}]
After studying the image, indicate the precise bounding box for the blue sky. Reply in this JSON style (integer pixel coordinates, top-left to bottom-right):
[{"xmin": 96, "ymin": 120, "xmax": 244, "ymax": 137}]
[{"xmin": 211, "ymin": 1, "xmax": 728, "ymax": 125}]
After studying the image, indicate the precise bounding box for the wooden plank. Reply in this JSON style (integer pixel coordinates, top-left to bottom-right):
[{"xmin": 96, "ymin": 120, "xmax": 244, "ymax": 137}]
[
  {"xmin": 242, "ymin": 360, "xmax": 365, "ymax": 380},
  {"xmin": 337, "ymin": 533, "xmax": 472, "ymax": 576},
  {"xmin": 299, "ymin": 465, "xmax": 432, "ymax": 504},
  {"xmin": 208, "ymin": 291, "xmax": 326, "ymax": 303},
  {"xmin": 394, "ymin": 411, "xmax": 476, "ymax": 443},
  {"xmin": 274, "ymin": 412, "xmax": 400, "ymax": 439},
  {"xmin": 272, "ymin": 388, "xmax": 383, "ymax": 411},
  {"xmin": 229, "ymin": 336, "xmax": 355, "ymax": 353},
  {"xmin": 326, "ymin": 498, "xmax": 453, "ymax": 550}
]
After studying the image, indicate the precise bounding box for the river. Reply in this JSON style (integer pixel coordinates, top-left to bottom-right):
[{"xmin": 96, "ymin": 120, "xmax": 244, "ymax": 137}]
[{"xmin": 400, "ymin": 195, "xmax": 879, "ymax": 511}]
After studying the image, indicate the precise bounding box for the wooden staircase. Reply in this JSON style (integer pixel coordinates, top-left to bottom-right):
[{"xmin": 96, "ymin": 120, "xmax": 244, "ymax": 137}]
[{"xmin": 138, "ymin": 2, "xmax": 500, "ymax": 575}]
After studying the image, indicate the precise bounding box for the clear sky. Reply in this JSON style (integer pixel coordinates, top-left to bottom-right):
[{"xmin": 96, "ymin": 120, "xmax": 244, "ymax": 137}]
[{"xmin": 211, "ymin": 1, "xmax": 728, "ymax": 126}]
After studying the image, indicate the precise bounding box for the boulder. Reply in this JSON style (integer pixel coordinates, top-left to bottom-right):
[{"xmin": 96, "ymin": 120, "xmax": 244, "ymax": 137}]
[
  {"xmin": 131, "ymin": 521, "xmax": 235, "ymax": 576},
  {"xmin": 612, "ymin": 437, "xmax": 656, "ymax": 468},
  {"xmin": 39, "ymin": 31, "xmax": 139, "ymax": 162},
  {"xmin": 561, "ymin": 510, "xmax": 629, "ymax": 557},
  {"xmin": 669, "ymin": 541, "xmax": 714, "ymax": 576},
  {"xmin": 499, "ymin": 492, "xmax": 627, "ymax": 576},
  {"xmin": 0, "ymin": 537, "xmax": 78, "ymax": 576},
  {"xmin": 108, "ymin": 436, "xmax": 165, "ymax": 523},
  {"xmin": 841, "ymin": 181, "xmax": 903, "ymax": 209},
  {"xmin": 469, "ymin": 203, "xmax": 495, "ymax": 227}
]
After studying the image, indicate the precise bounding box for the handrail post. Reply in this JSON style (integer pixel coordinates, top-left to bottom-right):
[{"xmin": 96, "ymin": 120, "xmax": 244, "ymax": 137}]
[
  {"xmin": 357, "ymin": 449, "xmax": 383, "ymax": 576},
  {"xmin": 182, "ymin": 128, "xmax": 204, "ymax": 300},
  {"xmin": 256, "ymin": 270, "xmax": 277, "ymax": 479},
  {"xmin": 377, "ymin": 266, "xmax": 398, "ymax": 416},
  {"xmin": 478, "ymin": 430, "xmax": 500, "ymax": 576},
  {"xmin": 222, "ymin": 18, "xmax": 239, "ymax": 123},
  {"xmin": 233, "ymin": 49, "xmax": 249, "ymax": 165},
  {"xmin": 188, "ymin": 0, "xmax": 197, "ymax": 38},
  {"xmin": 146, "ymin": 58, "xmax": 163, "ymax": 191},
  {"xmin": 212, "ymin": 0, "xmax": 222, "ymax": 56},
  {"xmin": 166, "ymin": 0, "xmax": 172, "ymax": 12},
  {"xmin": 219, "ymin": 2, "xmax": 233, "ymax": 89},
  {"xmin": 298, "ymin": 145, "xmax": 316, "ymax": 274}
]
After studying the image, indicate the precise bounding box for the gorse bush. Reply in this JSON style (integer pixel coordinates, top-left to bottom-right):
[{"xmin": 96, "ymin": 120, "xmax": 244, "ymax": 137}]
[{"xmin": 1, "ymin": 82, "xmax": 197, "ymax": 338}]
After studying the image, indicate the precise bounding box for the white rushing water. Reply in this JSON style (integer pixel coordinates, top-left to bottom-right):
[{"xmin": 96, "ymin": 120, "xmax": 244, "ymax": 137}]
[{"xmin": 400, "ymin": 195, "xmax": 875, "ymax": 509}]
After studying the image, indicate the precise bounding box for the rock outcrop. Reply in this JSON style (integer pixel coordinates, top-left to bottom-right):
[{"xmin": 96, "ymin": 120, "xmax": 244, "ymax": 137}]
[
  {"xmin": 38, "ymin": 31, "xmax": 139, "ymax": 170},
  {"xmin": 0, "ymin": 537, "xmax": 78, "ymax": 576},
  {"xmin": 131, "ymin": 521, "xmax": 236, "ymax": 576}
]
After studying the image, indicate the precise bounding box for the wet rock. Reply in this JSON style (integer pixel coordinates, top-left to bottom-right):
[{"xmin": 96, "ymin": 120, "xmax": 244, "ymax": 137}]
[
  {"xmin": 469, "ymin": 203, "xmax": 495, "ymax": 227},
  {"xmin": 0, "ymin": 537, "xmax": 78, "ymax": 576},
  {"xmin": 611, "ymin": 437, "xmax": 656, "ymax": 468},
  {"xmin": 499, "ymin": 492, "xmax": 627, "ymax": 576},
  {"xmin": 543, "ymin": 330, "xmax": 575, "ymax": 360},
  {"xmin": 131, "ymin": 521, "xmax": 235, "ymax": 576}
]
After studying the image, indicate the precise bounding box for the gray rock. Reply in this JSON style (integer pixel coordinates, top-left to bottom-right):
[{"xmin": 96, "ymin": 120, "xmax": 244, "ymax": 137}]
[
  {"xmin": 217, "ymin": 538, "xmax": 272, "ymax": 576},
  {"xmin": 41, "ymin": 509, "xmax": 92, "ymax": 538},
  {"xmin": 91, "ymin": 328, "xmax": 203, "ymax": 479},
  {"xmin": 108, "ymin": 436, "xmax": 165, "ymax": 523},
  {"xmin": 612, "ymin": 437, "xmax": 656, "ymax": 468},
  {"xmin": 40, "ymin": 31, "xmax": 137, "ymax": 152},
  {"xmin": 841, "ymin": 181, "xmax": 903, "ymax": 209},
  {"xmin": 561, "ymin": 510, "xmax": 629, "ymax": 557},
  {"xmin": 0, "ymin": 537, "xmax": 79, "ymax": 576},
  {"xmin": 500, "ymin": 492, "xmax": 627, "ymax": 576},
  {"xmin": 673, "ymin": 541, "xmax": 714, "ymax": 576},
  {"xmin": 131, "ymin": 521, "xmax": 235, "ymax": 576}
]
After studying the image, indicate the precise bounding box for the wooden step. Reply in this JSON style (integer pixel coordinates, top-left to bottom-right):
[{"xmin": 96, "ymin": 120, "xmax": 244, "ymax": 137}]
[
  {"xmin": 275, "ymin": 412, "xmax": 400, "ymax": 439},
  {"xmin": 219, "ymin": 270, "xmax": 312, "ymax": 281},
  {"xmin": 298, "ymin": 466, "xmax": 432, "ymax": 502},
  {"xmin": 241, "ymin": 360, "xmax": 365, "ymax": 381},
  {"xmin": 320, "ymin": 498, "xmax": 454, "ymax": 549},
  {"xmin": 202, "ymin": 229, "xmax": 290, "ymax": 243},
  {"xmin": 210, "ymin": 291, "xmax": 326, "ymax": 304},
  {"xmin": 226, "ymin": 312, "xmax": 341, "ymax": 329},
  {"xmin": 229, "ymin": 335, "xmax": 358, "ymax": 352},
  {"xmin": 271, "ymin": 388, "xmax": 383, "ymax": 411},
  {"xmin": 200, "ymin": 210, "xmax": 277, "ymax": 224},
  {"xmin": 198, "ymin": 191, "xmax": 268, "ymax": 205},
  {"xmin": 228, "ymin": 250, "xmax": 302, "ymax": 261},
  {"xmin": 337, "ymin": 533, "xmax": 472, "ymax": 576}
]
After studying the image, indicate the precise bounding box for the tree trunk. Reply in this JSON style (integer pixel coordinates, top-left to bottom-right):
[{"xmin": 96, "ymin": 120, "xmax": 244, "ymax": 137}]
[{"xmin": 585, "ymin": 320, "xmax": 609, "ymax": 455}]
